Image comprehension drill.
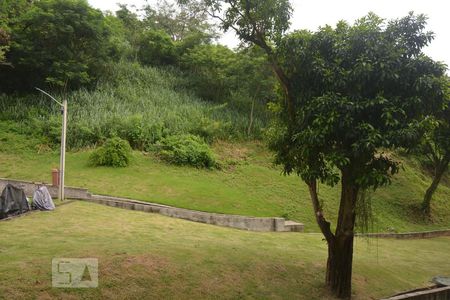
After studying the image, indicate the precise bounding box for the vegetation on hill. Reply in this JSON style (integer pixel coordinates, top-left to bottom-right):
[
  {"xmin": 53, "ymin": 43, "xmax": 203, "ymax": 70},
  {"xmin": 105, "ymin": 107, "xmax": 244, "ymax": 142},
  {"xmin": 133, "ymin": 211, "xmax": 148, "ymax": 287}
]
[{"xmin": 0, "ymin": 62, "xmax": 268, "ymax": 150}]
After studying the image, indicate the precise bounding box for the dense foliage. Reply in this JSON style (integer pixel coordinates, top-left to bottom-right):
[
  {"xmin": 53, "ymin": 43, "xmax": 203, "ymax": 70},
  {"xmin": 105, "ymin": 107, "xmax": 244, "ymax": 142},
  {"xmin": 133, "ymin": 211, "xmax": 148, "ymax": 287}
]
[
  {"xmin": 0, "ymin": 0, "xmax": 110, "ymax": 90},
  {"xmin": 272, "ymin": 13, "xmax": 447, "ymax": 189},
  {"xmin": 138, "ymin": 29, "xmax": 178, "ymax": 66},
  {"xmin": 157, "ymin": 134, "xmax": 216, "ymax": 168},
  {"xmin": 0, "ymin": 62, "xmax": 267, "ymax": 150},
  {"xmin": 0, "ymin": 0, "xmax": 275, "ymax": 149},
  {"xmin": 89, "ymin": 137, "xmax": 132, "ymax": 167}
]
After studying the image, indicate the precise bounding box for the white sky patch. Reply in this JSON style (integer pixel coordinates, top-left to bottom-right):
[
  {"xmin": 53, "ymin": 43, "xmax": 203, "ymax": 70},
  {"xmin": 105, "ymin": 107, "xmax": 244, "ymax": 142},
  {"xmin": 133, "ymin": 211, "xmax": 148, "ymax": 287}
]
[{"xmin": 88, "ymin": 0, "xmax": 450, "ymax": 68}]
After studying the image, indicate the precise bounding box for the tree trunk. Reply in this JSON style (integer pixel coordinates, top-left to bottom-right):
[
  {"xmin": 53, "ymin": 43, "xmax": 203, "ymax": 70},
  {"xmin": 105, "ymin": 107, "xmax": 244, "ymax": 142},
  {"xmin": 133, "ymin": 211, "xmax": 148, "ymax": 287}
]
[
  {"xmin": 247, "ymin": 98, "xmax": 255, "ymax": 137},
  {"xmin": 327, "ymin": 169, "xmax": 358, "ymax": 298},
  {"xmin": 307, "ymin": 173, "xmax": 358, "ymax": 299},
  {"xmin": 422, "ymin": 154, "xmax": 449, "ymax": 216},
  {"xmin": 326, "ymin": 235, "xmax": 355, "ymax": 298}
]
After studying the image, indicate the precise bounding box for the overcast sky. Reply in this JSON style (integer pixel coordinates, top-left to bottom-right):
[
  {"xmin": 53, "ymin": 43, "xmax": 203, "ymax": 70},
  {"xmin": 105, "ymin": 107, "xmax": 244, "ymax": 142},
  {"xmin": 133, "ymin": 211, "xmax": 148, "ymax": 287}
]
[{"xmin": 88, "ymin": 0, "xmax": 450, "ymax": 68}]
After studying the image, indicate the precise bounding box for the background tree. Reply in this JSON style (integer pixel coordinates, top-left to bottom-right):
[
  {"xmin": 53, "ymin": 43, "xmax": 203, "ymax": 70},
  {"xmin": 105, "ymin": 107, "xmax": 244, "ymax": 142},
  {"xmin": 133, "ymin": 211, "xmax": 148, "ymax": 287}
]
[
  {"xmin": 115, "ymin": 4, "xmax": 144, "ymax": 61},
  {"xmin": 180, "ymin": 44, "xmax": 237, "ymax": 102},
  {"xmin": 182, "ymin": 0, "xmax": 293, "ymax": 115},
  {"xmin": 0, "ymin": 0, "xmax": 33, "ymax": 65},
  {"xmin": 143, "ymin": 0, "xmax": 216, "ymax": 42},
  {"xmin": 103, "ymin": 12, "xmax": 134, "ymax": 61},
  {"xmin": 138, "ymin": 29, "xmax": 178, "ymax": 66},
  {"xmin": 417, "ymin": 98, "xmax": 450, "ymax": 216},
  {"xmin": 229, "ymin": 46, "xmax": 276, "ymax": 136},
  {"xmin": 0, "ymin": 0, "xmax": 111, "ymax": 91},
  {"xmin": 180, "ymin": 44, "xmax": 275, "ymax": 110}
]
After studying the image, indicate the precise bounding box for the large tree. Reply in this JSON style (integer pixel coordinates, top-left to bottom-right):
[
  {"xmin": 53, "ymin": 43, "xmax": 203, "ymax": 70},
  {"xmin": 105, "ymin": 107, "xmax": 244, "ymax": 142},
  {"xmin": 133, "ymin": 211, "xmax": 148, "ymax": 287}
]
[
  {"xmin": 180, "ymin": 44, "xmax": 237, "ymax": 102},
  {"xmin": 115, "ymin": 4, "xmax": 144, "ymax": 61},
  {"xmin": 186, "ymin": 0, "xmax": 448, "ymax": 297},
  {"xmin": 143, "ymin": 0, "xmax": 216, "ymax": 42},
  {"xmin": 269, "ymin": 13, "xmax": 447, "ymax": 297},
  {"xmin": 137, "ymin": 29, "xmax": 178, "ymax": 66},
  {"xmin": 0, "ymin": 0, "xmax": 110, "ymax": 91},
  {"xmin": 0, "ymin": 0, "xmax": 33, "ymax": 65},
  {"xmin": 181, "ymin": 0, "xmax": 297, "ymax": 122},
  {"xmin": 229, "ymin": 46, "xmax": 276, "ymax": 136}
]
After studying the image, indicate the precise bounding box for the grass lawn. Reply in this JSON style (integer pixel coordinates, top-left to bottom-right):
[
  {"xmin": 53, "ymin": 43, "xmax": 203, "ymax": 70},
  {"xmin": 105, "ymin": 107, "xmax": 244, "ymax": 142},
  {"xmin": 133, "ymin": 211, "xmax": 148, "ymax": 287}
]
[
  {"xmin": 1, "ymin": 128, "xmax": 449, "ymax": 233},
  {"xmin": 0, "ymin": 201, "xmax": 449, "ymax": 299}
]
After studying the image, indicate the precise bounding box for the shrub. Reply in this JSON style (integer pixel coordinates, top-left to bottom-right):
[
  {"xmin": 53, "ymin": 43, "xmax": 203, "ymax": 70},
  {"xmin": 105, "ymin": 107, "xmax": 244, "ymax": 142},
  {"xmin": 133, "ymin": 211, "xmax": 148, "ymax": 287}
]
[
  {"xmin": 158, "ymin": 134, "xmax": 216, "ymax": 168},
  {"xmin": 89, "ymin": 137, "xmax": 132, "ymax": 167}
]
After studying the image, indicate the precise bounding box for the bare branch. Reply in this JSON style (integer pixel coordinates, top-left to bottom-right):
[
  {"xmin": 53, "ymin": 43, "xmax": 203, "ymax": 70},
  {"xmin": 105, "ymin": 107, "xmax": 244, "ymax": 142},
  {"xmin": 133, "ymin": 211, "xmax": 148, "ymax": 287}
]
[{"xmin": 307, "ymin": 180, "xmax": 335, "ymax": 245}]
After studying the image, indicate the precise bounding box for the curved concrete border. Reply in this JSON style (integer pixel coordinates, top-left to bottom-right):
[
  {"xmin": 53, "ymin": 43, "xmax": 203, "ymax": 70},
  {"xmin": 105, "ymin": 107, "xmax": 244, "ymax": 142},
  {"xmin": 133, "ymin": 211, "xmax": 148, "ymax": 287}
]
[
  {"xmin": 0, "ymin": 178, "xmax": 304, "ymax": 232},
  {"xmin": 356, "ymin": 229, "xmax": 450, "ymax": 239},
  {"xmin": 87, "ymin": 194, "xmax": 293, "ymax": 232}
]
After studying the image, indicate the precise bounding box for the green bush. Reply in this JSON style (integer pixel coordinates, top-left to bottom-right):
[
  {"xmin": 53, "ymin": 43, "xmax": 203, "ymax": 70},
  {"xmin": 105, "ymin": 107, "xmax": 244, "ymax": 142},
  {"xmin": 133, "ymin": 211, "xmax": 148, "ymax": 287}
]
[
  {"xmin": 89, "ymin": 137, "xmax": 132, "ymax": 167},
  {"xmin": 158, "ymin": 134, "xmax": 216, "ymax": 168}
]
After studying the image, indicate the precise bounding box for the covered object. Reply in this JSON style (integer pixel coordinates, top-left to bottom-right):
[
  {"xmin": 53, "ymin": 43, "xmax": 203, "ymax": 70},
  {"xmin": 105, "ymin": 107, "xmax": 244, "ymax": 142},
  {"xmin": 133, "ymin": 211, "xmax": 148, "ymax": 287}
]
[
  {"xmin": 0, "ymin": 184, "xmax": 30, "ymax": 219},
  {"xmin": 32, "ymin": 185, "xmax": 55, "ymax": 211}
]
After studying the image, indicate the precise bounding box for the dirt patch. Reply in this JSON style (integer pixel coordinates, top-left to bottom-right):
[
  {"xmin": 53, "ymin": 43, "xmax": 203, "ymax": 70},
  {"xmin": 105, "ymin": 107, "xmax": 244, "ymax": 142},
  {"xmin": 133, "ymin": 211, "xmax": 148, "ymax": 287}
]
[
  {"xmin": 98, "ymin": 253, "xmax": 183, "ymax": 299},
  {"xmin": 213, "ymin": 141, "xmax": 250, "ymax": 162},
  {"xmin": 121, "ymin": 254, "xmax": 168, "ymax": 271},
  {"xmin": 102, "ymin": 253, "xmax": 170, "ymax": 278}
]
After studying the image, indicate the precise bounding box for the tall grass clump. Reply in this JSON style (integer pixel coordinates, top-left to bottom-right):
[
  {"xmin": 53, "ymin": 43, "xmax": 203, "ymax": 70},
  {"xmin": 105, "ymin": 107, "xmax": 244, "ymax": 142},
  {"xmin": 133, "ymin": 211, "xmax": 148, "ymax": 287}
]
[
  {"xmin": 157, "ymin": 134, "xmax": 217, "ymax": 168},
  {"xmin": 89, "ymin": 137, "xmax": 132, "ymax": 167},
  {"xmin": 0, "ymin": 61, "xmax": 268, "ymax": 150}
]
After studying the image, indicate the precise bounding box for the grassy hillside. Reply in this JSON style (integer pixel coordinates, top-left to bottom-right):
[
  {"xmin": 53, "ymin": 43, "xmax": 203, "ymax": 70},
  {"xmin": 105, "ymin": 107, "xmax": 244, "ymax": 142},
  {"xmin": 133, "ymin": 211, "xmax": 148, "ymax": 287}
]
[
  {"xmin": 0, "ymin": 62, "xmax": 266, "ymax": 150},
  {"xmin": 0, "ymin": 201, "xmax": 449, "ymax": 299},
  {"xmin": 0, "ymin": 61, "xmax": 448, "ymax": 234},
  {"xmin": 1, "ymin": 124, "xmax": 449, "ymax": 233}
]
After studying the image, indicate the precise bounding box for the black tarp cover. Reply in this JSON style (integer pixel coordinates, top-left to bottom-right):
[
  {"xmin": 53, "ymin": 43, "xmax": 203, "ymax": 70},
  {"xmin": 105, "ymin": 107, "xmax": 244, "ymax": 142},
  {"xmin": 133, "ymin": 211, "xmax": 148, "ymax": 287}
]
[{"xmin": 0, "ymin": 184, "xmax": 30, "ymax": 219}]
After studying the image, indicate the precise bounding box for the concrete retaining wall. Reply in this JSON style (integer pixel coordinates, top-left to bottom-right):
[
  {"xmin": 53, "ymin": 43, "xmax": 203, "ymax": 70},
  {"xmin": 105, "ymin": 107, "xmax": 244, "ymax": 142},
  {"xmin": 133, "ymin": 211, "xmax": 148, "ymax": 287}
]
[
  {"xmin": 383, "ymin": 286, "xmax": 450, "ymax": 300},
  {"xmin": 357, "ymin": 230, "xmax": 450, "ymax": 239},
  {"xmin": 0, "ymin": 178, "xmax": 303, "ymax": 232},
  {"xmin": 0, "ymin": 178, "xmax": 91, "ymax": 200},
  {"xmin": 88, "ymin": 194, "xmax": 288, "ymax": 232}
]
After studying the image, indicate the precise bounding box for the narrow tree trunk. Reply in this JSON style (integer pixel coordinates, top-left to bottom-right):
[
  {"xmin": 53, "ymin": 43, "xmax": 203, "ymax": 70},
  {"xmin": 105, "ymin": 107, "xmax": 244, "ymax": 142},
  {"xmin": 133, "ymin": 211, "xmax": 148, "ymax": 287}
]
[
  {"xmin": 247, "ymin": 98, "xmax": 255, "ymax": 137},
  {"xmin": 422, "ymin": 154, "xmax": 449, "ymax": 216},
  {"xmin": 327, "ymin": 169, "xmax": 358, "ymax": 298}
]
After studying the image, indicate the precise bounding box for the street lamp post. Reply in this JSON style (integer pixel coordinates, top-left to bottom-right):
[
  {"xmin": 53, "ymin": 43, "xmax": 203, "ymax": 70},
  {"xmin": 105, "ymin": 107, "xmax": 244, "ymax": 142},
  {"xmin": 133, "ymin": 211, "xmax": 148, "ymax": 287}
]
[{"xmin": 35, "ymin": 88, "xmax": 67, "ymax": 201}]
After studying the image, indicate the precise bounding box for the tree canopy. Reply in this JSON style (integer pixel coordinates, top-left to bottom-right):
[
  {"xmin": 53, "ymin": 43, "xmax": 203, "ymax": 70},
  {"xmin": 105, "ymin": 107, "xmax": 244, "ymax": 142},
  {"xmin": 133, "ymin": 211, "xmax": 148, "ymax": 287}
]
[
  {"xmin": 272, "ymin": 13, "xmax": 447, "ymax": 188},
  {"xmin": 144, "ymin": 0, "xmax": 216, "ymax": 42},
  {"xmin": 0, "ymin": 0, "xmax": 110, "ymax": 90}
]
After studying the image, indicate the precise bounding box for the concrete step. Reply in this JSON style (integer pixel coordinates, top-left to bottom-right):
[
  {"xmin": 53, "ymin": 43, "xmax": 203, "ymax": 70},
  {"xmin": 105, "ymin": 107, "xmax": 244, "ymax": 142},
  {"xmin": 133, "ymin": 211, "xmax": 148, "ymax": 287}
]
[{"xmin": 284, "ymin": 220, "xmax": 304, "ymax": 232}]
